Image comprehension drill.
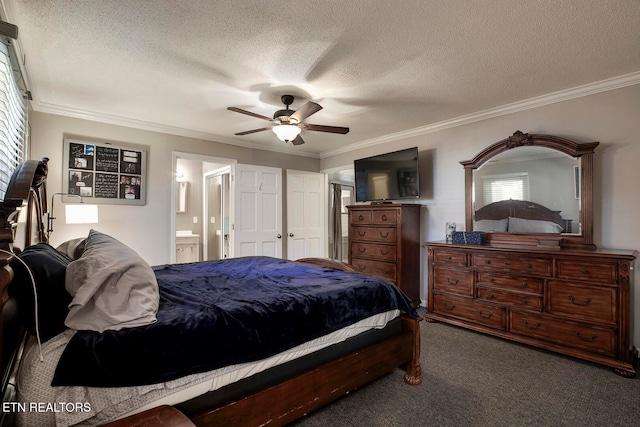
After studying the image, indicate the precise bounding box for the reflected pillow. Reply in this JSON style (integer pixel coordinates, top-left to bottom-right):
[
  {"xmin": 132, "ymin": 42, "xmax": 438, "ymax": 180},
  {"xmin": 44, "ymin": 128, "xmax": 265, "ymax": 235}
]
[
  {"xmin": 473, "ymin": 218, "xmax": 508, "ymax": 232},
  {"xmin": 508, "ymin": 217, "xmax": 564, "ymax": 233},
  {"xmin": 56, "ymin": 238, "xmax": 86, "ymax": 260},
  {"xmin": 65, "ymin": 229, "xmax": 159, "ymax": 332}
]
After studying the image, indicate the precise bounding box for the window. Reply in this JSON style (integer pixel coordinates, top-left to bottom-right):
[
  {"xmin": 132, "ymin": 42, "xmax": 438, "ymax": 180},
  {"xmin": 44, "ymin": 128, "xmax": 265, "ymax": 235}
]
[
  {"xmin": 482, "ymin": 173, "xmax": 530, "ymax": 205},
  {"xmin": 0, "ymin": 40, "xmax": 27, "ymax": 199}
]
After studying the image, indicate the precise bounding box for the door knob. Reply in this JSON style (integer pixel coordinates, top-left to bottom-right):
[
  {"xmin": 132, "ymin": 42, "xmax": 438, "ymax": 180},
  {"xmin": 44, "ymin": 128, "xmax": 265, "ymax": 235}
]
[
  {"xmin": 289, "ymin": 233, "xmax": 294, "ymax": 237},
  {"xmin": 277, "ymin": 234, "xmax": 282, "ymax": 239}
]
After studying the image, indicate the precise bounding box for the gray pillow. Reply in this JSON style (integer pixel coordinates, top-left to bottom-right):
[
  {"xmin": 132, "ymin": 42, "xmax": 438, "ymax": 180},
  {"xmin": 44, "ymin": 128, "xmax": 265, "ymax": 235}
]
[
  {"xmin": 508, "ymin": 217, "xmax": 564, "ymax": 233},
  {"xmin": 65, "ymin": 229, "xmax": 159, "ymax": 332},
  {"xmin": 474, "ymin": 218, "xmax": 508, "ymax": 232}
]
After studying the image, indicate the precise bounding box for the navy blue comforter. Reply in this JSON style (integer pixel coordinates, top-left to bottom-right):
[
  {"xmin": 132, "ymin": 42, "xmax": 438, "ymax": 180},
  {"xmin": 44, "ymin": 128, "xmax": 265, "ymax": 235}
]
[{"xmin": 52, "ymin": 257, "xmax": 417, "ymax": 387}]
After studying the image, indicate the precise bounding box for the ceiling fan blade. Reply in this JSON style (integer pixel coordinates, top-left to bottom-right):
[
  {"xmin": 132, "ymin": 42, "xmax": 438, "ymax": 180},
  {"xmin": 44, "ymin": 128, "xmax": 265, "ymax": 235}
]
[
  {"xmin": 302, "ymin": 123, "xmax": 350, "ymax": 134},
  {"xmin": 291, "ymin": 134, "xmax": 305, "ymax": 145},
  {"xmin": 290, "ymin": 101, "xmax": 322, "ymax": 123},
  {"xmin": 227, "ymin": 107, "xmax": 272, "ymax": 121},
  {"xmin": 235, "ymin": 127, "xmax": 271, "ymax": 136}
]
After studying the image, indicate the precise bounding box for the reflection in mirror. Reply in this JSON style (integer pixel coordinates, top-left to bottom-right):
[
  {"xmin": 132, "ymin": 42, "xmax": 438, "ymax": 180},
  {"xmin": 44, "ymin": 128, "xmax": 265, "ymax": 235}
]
[
  {"xmin": 473, "ymin": 147, "xmax": 580, "ymax": 234},
  {"xmin": 461, "ymin": 131, "xmax": 599, "ymax": 249},
  {"xmin": 176, "ymin": 181, "xmax": 188, "ymax": 213}
]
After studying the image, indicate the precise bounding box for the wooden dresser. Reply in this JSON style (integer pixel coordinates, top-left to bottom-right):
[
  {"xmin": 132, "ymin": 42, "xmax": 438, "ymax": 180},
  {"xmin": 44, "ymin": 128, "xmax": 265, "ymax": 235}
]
[
  {"xmin": 348, "ymin": 204, "xmax": 421, "ymax": 305},
  {"xmin": 425, "ymin": 241, "xmax": 638, "ymax": 377}
]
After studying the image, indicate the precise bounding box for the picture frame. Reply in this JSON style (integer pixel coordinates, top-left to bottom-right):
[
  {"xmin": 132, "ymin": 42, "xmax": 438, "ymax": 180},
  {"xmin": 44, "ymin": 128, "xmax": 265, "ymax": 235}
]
[{"xmin": 63, "ymin": 137, "xmax": 148, "ymax": 205}]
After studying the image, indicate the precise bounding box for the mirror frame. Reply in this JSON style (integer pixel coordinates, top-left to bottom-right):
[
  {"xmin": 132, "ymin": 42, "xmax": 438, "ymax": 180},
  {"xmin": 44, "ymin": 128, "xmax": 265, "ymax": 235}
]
[{"xmin": 460, "ymin": 131, "xmax": 599, "ymax": 250}]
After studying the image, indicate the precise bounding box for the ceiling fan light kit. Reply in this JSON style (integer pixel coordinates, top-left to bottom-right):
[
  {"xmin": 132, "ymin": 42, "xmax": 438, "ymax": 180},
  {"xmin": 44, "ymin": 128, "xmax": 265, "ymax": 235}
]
[
  {"xmin": 272, "ymin": 124, "xmax": 301, "ymax": 142},
  {"xmin": 228, "ymin": 94, "xmax": 349, "ymax": 146}
]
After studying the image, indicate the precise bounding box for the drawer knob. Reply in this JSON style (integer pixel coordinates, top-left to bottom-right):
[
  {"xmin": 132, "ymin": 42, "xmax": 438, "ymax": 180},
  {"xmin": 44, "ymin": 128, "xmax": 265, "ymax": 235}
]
[
  {"xmin": 443, "ymin": 302, "xmax": 456, "ymax": 310},
  {"xmin": 581, "ymin": 268, "xmax": 589, "ymax": 274},
  {"xmin": 568, "ymin": 295, "xmax": 592, "ymax": 306},
  {"xmin": 356, "ymin": 264, "xmax": 366, "ymax": 271},
  {"xmin": 446, "ymin": 277, "xmax": 460, "ymax": 285},
  {"xmin": 521, "ymin": 298, "xmax": 527, "ymax": 305},
  {"xmin": 485, "ymin": 260, "xmax": 491, "ymax": 265},
  {"xmin": 358, "ymin": 214, "xmax": 364, "ymax": 220},
  {"xmin": 358, "ymin": 247, "xmax": 366, "ymax": 253},
  {"xmin": 380, "ymin": 249, "xmax": 389, "ymax": 255},
  {"xmin": 380, "ymin": 268, "xmax": 391, "ymax": 274},
  {"xmin": 478, "ymin": 310, "xmax": 493, "ymax": 319},
  {"xmin": 380, "ymin": 232, "xmax": 389, "ymax": 238},
  {"xmin": 381, "ymin": 214, "xmax": 387, "ymax": 221},
  {"xmin": 525, "ymin": 263, "xmax": 532, "ymax": 268},
  {"xmin": 486, "ymin": 293, "xmax": 494, "ymax": 299},
  {"xmin": 358, "ymin": 231, "xmax": 366, "ymax": 237},
  {"xmin": 488, "ymin": 277, "xmax": 494, "ymax": 282},
  {"xmin": 446, "ymin": 255, "xmax": 452, "ymax": 260},
  {"xmin": 504, "ymin": 261, "xmax": 511, "ymax": 266},
  {"xmin": 574, "ymin": 330, "xmax": 597, "ymax": 342},
  {"xmin": 522, "ymin": 319, "xmax": 541, "ymax": 330},
  {"xmin": 521, "ymin": 281, "xmax": 528, "ymax": 287}
]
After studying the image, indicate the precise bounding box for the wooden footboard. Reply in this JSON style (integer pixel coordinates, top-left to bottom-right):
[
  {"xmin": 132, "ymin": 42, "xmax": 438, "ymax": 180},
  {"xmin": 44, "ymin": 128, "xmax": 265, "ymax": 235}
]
[{"xmin": 190, "ymin": 315, "xmax": 422, "ymax": 427}]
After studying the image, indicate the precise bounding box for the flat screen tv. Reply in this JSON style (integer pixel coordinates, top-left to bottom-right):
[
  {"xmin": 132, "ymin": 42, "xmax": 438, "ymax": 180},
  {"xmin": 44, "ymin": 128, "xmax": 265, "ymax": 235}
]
[{"xmin": 354, "ymin": 147, "xmax": 420, "ymax": 202}]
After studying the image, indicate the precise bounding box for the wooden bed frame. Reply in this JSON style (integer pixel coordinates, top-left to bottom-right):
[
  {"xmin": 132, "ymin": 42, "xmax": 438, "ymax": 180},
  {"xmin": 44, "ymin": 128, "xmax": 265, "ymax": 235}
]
[
  {"xmin": 474, "ymin": 199, "xmax": 565, "ymax": 229},
  {"xmin": 0, "ymin": 159, "xmax": 422, "ymax": 427},
  {"xmin": 474, "ymin": 199, "xmax": 567, "ymax": 249}
]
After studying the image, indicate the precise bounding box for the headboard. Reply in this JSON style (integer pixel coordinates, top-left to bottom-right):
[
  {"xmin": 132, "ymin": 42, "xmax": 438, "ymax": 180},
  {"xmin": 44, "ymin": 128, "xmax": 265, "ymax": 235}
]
[
  {"xmin": 475, "ymin": 199, "xmax": 565, "ymax": 229},
  {"xmin": 0, "ymin": 158, "xmax": 49, "ymax": 411}
]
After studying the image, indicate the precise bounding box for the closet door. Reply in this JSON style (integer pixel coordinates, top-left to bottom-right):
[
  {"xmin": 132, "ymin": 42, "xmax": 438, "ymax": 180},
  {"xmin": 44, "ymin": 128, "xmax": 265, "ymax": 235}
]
[{"xmin": 231, "ymin": 164, "xmax": 283, "ymax": 258}]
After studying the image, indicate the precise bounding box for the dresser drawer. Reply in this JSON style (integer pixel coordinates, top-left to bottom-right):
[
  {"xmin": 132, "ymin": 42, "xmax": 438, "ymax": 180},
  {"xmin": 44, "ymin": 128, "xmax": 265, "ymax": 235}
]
[
  {"xmin": 432, "ymin": 248, "xmax": 467, "ymax": 267},
  {"xmin": 556, "ymin": 260, "xmax": 618, "ymax": 283},
  {"xmin": 349, "ymin": 210, "xmax": 372, "ymax": 225},
  {"xmin": 372, "ymin": 210, "xmax": 397, "ymax": 225},
  {"xmin": 433, "ymin": 266, "xmax": 474, "ymax": 296},
  {"xmin": 350, "ymin": 242, "xmax": 396, "ymax": 262},
  {"xmin": 510, "ymin": 311, "xmax": 616, "ymax": 357},
  {"xmin": 476, "ymin": 285, "xmax": 543, "ymax": 311},
  {"xmin": 350, "ymin": 226, "xmax": 397, "ymax": 243},
  {"xmin": 547, "ymin": 282, "xmax": 617, "ymax": 324},
  {"xmin": 471, "ymin": 254, "xmax": 551, "ymax": 277},
  {"xmin": 351, "ymin": 258, "xmax": 396, "ymax": 282},
  {"xmin": 477, "ymin": 273, "xmax": 543, "ymax": 293},
  {"xmin": 432, "ymin": 294, "xmax": 505, "ymax": 330}
]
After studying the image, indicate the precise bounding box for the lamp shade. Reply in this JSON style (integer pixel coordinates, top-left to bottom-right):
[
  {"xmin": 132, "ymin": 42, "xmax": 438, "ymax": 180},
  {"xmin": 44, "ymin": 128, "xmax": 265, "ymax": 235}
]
[
  {"xmin": 65, "ymin": 204, "xmax": 99, "ymax": 224},
  {"xmin": 272, "ymin": 124, "xmax": 301, "ymax": 142}
]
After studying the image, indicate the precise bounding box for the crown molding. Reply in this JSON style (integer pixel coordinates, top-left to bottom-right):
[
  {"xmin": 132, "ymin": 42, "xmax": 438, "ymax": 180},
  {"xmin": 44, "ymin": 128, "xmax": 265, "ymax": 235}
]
[
  {"xmin": 28, "ymin": 71, "xmax": 640, "ymax": 161},
  {"xmin": 31, "ymin": 101, "xmax": 320, "ymax": 159},
  {"xmin": 319, "ymin": 71, "xmax": 640, "ymax": 159}
]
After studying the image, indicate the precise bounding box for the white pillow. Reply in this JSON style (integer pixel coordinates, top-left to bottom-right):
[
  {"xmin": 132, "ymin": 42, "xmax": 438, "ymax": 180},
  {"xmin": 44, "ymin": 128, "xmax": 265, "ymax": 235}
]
[
  {"xmin": 474, "ymin": 218, "xmax": 508, "ymax": 232},
  {"xmin": 65, "ymin": 229, "xmax": 159, "ymax": 332},
  {"xmin": 508, "ymin": 217, "xmax": 564, "ymax": 233}
]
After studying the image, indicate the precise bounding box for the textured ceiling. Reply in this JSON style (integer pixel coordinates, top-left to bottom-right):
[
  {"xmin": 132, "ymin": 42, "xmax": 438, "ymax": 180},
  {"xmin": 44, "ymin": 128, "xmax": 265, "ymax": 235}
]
[{"xmin": 4, "ymin": 0, "xmax": 640, "ymax": 157}]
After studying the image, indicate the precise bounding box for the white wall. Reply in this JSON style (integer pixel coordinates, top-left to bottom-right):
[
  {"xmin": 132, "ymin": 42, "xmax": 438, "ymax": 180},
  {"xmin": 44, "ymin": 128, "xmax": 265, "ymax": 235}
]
[
  {"xmin": 322, "ymin": 84, "xmax": 640, "ymax": 345},
  {"xmin": 28, "ymin": 112, "xmax": 320, "ymax": 265}
]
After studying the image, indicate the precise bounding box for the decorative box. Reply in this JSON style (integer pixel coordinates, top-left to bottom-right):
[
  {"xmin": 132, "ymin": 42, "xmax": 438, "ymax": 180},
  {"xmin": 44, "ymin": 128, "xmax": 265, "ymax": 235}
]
[{"xmin": 452, "ymin": 231, "xmax": 486, "ymax": 245}]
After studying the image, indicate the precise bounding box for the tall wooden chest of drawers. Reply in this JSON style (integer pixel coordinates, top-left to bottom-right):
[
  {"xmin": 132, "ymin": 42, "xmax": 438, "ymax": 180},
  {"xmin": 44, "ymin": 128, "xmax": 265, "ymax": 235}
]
[
  {"xmin": 348, "ymin": 204, "xmax": 421, "ymax": 305},
  {"xmin": 425, "ymin": 241, "xmax": 637, "ymax": 377}
]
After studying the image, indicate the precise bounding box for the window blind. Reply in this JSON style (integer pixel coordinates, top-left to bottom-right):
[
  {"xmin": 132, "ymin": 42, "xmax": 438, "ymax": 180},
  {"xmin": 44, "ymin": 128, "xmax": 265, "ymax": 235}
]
[
  {"xmin": 482, "ymin": 173, "xmax": 530, "ymax": 205},
  {"xmin": 0, "ymin": 40, "xmax": 26, "ymax": 199}
]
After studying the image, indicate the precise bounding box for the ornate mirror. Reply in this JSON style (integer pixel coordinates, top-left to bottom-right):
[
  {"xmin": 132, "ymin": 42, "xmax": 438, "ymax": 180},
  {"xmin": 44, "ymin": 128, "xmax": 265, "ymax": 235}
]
[{"xmin": 461, "ymin": 131, "xmax": 598, "ymax": 250}]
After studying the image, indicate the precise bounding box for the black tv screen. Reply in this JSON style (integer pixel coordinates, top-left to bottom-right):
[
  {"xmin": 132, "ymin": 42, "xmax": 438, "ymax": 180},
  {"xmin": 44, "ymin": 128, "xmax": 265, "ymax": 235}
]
[{"xmin": 354, "ymin": 147, "xmax": 420, "ymax": 202}]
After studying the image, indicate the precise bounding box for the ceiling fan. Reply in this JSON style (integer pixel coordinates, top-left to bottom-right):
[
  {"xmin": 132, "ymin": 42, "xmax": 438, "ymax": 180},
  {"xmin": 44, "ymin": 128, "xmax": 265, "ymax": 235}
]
[{"xmin": 227, "ymin": 95, "xmax": 349, "ymax": 145}]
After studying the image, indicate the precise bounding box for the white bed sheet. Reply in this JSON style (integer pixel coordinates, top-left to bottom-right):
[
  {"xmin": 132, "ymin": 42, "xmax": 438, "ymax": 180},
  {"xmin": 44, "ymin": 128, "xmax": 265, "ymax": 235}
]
[{"xmin": 16, "ymin": 309, "xmax": 400, "ymax": 426}]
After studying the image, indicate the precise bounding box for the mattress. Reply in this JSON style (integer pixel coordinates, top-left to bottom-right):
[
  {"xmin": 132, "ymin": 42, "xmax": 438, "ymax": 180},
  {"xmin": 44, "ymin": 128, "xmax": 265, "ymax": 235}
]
[{"xmin": 15, "ymin": 309, "xmax": 400, "ymax": 426}]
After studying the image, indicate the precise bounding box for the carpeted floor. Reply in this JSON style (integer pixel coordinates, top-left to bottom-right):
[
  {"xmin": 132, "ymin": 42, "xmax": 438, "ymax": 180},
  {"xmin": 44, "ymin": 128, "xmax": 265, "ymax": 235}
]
[{"xmin": 291, "ymin": 308, "xmax": 640, "ymax": 427}]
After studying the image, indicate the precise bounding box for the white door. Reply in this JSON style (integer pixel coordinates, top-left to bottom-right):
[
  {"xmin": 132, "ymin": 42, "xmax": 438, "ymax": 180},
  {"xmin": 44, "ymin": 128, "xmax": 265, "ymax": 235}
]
[
  {"xmin": 232, "ymin": 164, "xmax": 283, "ymax": 258},
  {"xmin": 286, "ymin": 171, "xmax": 326, "ymax": 260}
]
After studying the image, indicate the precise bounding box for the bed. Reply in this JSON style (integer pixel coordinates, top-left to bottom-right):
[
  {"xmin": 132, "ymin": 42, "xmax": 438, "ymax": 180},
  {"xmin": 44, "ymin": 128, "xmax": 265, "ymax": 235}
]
[
  {"xmin": 0, "ymin": 159, "xmax": 422, "ymax": 426},
  {"xmin": 473, "ymin": 199, "xmax": 569, "ymax": 248}
]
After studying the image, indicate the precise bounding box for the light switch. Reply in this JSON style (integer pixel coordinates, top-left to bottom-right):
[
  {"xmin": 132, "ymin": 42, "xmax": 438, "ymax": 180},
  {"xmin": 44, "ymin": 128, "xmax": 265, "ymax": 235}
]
[
  {"xmin": 210, "ymin": 216, "xmax": 215, "ymax": 224},
  {"xmin": 192, "ymin": 216, "xmax": 198, "ymax": 224}
]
